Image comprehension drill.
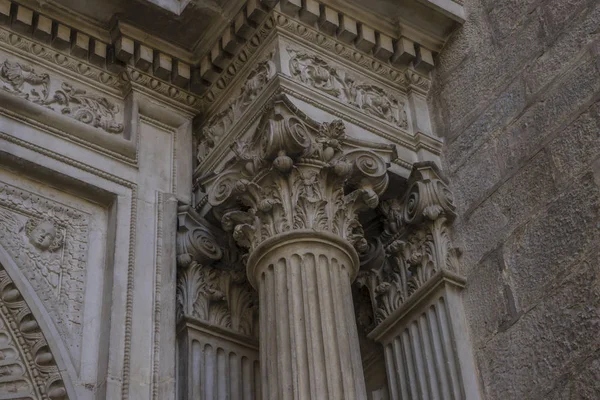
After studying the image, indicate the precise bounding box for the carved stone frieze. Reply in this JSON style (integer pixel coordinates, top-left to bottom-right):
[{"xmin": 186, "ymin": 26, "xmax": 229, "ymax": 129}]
[
  {"xmin": 205, "ymin": 99, "xmax": 391, "ymax": 255},
  {"xmin": 197, "ymin": 52, "xmax": 277, "ymax": 163},
  {"xmin": 0, "ymin": 262, "xmax": 68, "ymax": 399},
  {"xmin": 287, "ymin": 47, "xmax": 408, "ymax": 129},
  {"xmin": 0, "ymin": 181, "xmax": 89, "ymax": 362},
  {"xmin": 0, "ymin": 28, "xmax": 126, "ymax": 93},
  {"xmin": 176, "ymin": 206, "xmax": 258, "ymax": 337},
  {"xmin": 355, "ymin": 162, "xmax": 461, "ymax": 329},
  {"xmin": 274, "ymin": 13, "xmax": 411, "ymax": 85},
  {"xmin": 0, "ymin": 59, "xmax": 124, "ymax": 134}
]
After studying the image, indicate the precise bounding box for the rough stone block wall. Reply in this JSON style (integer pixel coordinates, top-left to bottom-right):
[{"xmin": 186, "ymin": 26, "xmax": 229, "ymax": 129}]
[{"xmin": 430, "ymin": 0, "xmax": 600, "ymax": 398}]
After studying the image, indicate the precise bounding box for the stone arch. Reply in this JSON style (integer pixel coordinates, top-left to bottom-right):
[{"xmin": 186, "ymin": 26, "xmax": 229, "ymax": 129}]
[{"xmin": 0, "ymin": 244, "xmax": 76, "ymax": 400}]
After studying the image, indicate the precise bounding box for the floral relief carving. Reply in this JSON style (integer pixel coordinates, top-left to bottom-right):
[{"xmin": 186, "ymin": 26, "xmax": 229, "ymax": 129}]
[
  {"xmin": 287, "ymin": 48, "xmax": 408, "ymax": 129},
  {"xmin": 206, "ymin": 99, "xmax": 391, "ymax": 254},
  {"xmin": 0, "ymin": 262, "xmax": 68, "ymax": 400},
  {"xmin": 0, "ymin": 182, "xmax": 89, "ymax": 361},
  {"xmin": 0, "ymin": 60, "xmax": 124, "ymax": 134},
  {"xmin": 176, "ymin": 208, "xmax": 258, "ymax": 337},
  {"xmin": 197, "ymin": 53, "xmax": 277, "ymax": 163},
  {"xmin": 355, "ymin": 163, "xmax": 461, "ymax": 330}
]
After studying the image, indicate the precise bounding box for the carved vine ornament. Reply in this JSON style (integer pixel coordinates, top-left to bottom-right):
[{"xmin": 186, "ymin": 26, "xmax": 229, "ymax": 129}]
[
  {"xmin": 288, "ymin": 48, "xmax": 408, "ymax": 129},
  {"xmin": 0, "ymin": 60, "xmax": 124, "ymax": 134}
]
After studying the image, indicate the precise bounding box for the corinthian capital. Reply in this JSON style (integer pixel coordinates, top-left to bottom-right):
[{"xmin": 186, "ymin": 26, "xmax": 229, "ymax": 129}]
[
  {"xmin": 176, "ymin": 206, "xmax": 257, "ymax": 336},
  {"xmin": 356, "ymin": 162, "xmax": 462, "ymax": 330},
  {"xmin": 204, "ymin": 97, "xmax": 393, "ymax": 256}
]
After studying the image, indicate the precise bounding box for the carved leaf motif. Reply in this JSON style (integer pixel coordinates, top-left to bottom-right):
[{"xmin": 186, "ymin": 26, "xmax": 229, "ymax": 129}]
[
  {"xmin": 206, "ymin": 106, "xmax": 389, "ymax": 255},
  {"xmin": 289, "ymin": 50, "xmax": 340, "ymax": 97},
  {"xmin": 293, "ymin": 197, "xmax": 328, "ymax": 230},
  {"xmin": 353, "ymin": 164, "xmax": 463, "ymax": 332},
  {"xmin": 177, "ymin": 262, "xmax": 258, "ymax": 337}
]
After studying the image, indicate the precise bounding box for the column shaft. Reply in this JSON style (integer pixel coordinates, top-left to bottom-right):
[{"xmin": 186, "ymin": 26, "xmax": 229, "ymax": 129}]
[{"xmin": 250, "ymin": 232, "xmax": 368, "ymax": 400}]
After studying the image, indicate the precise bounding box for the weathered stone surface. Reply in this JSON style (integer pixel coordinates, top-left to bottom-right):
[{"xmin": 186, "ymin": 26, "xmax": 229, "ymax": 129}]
[
  {"xmin": 491, "ymin": 150, "xmax": 557, "ymax": 225},
  {"xmin": 496, "ymin": 53, "xmax": 600, "ymax": 174},
  {"xmin": 433, "ymin": 0, "xmax": 600, "ymax": 397},
  {"xmin": 463, "ymin": 249, "xmax": 515, "ymax": 348},
  {"xmin": 444, "ymin": 77, "xmax": 527, "ymax": 174},
  {"xmin": 477, "ymin": 251, "xmax": 600, "ymax": 399},
  {"xmin": 545, "ymin": 349, "xmax": 600, "ymax": 400},
  {"xmin": 449, "ymin": 140, "xmax": 501, "ymax": 212},
  {"xmin": 454, "ymin": 199, "xmax": 508, "ymax": 272},
  {"xmin": 524, "ymin": 1, "xmax": 600, "ymax": 96},
  {"xmin": 548, "ymin": 101, "xmax": 600, "ymax": 186}
]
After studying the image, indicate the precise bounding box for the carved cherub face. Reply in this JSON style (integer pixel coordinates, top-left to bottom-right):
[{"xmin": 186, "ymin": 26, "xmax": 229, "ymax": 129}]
[{"xmin": 25, "ymin": 219, "xmax": 63, "ymax": 252}]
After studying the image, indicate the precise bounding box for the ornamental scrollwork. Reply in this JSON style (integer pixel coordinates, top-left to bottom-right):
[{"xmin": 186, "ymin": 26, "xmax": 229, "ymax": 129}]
[
  {"xmin": 355, "ymin": 162, "xmax": 462, "ymax": 329},
  {"xmin": 176, "ymin": 207, "xmax": 258, "ymax": 337},
  {"xmin": 205, "ymin": 99, "xmax": 391, "ymax": 255},
  {"xmin": 0, "ymin": 60, "xmax": 124, "ymax": 134},
  {"xmin": 287, "ymin": 48, "xmax": 408, "ymax": 129}
]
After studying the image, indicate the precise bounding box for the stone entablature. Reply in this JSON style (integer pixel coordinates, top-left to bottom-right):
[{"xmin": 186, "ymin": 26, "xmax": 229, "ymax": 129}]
[
  {"xmin": 0, "ymin": 0, "xmax": 462, "ymax": 108},
  {"xmin": 0, "ymin": 0, "xmax": 458, "ymax": 172}
]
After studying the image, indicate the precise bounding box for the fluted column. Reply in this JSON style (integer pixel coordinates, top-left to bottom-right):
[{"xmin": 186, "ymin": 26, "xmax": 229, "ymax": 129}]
[
  {"xmin": 203, "ymin": 100, "xmax": 395, "ymax": 400},
  {"xmin": 248, "ymin": 231, "xmax": 365, "ymax": 399}
]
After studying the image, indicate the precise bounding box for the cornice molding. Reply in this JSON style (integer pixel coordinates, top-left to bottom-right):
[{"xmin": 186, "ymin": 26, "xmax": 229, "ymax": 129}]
[{"xmin": 0, "ymin": 0, "xmax": 458, "ymax": 114}]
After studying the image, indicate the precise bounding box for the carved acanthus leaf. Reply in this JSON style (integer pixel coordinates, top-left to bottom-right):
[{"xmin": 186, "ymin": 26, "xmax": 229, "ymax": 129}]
[
  {"xmin": 206, "ymin": 102, "xmax": 390, "ymax": 254},
  {"xmin": 287, "ymin": 47, "xmax": 408, "ymax": 129},
  {"xmin": 355, "ymin": 163, "xmax": 461, "ymax": 330},
  {"xmin": 0, "ymin": 60, "xmax": 124, "ymax": 134},
  {"xmin": 176, "ymin": 207, "xmax": 258, "ymax": 337}
]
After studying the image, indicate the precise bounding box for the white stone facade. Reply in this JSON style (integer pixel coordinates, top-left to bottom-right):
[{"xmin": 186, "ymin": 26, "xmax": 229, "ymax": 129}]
[{"xmin": 1, "ymin": 0, "xmax": 597, "ymax": 399}]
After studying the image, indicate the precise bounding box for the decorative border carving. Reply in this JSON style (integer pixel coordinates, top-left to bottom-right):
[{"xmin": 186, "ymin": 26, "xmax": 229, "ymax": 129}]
[
  {"xmin": 0, "ymin": 181, "xmax": 90, "ymax": 363},
  {"xmin": 0, "ymin": 262, "xmax": 68, "ymax": 399},
  {"xmin": 0, "ymin": 130, "xmax": 139, "ymax": 400}
]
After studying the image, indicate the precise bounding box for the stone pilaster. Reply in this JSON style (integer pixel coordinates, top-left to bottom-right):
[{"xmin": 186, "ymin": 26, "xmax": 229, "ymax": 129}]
[
  {"xmin": 175, "ymin": 206, "xmax": 260, "ymax": 400},
  {"xmin": 356, "ymin": 163, "xmax": 482, "ymax": 400},
  {"xmin": 202, "ymin": 98, "xmax": 395, "ymax": 399}
]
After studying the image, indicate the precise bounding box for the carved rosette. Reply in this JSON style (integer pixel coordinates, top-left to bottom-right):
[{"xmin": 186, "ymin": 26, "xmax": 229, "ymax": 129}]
[
  {"xmin": 207, "ymin": 106, "xmax": 389, "ymax": 262},
  {"xmin": 356, "ymin": 162, "xmax": 461, "ymax": 328}
]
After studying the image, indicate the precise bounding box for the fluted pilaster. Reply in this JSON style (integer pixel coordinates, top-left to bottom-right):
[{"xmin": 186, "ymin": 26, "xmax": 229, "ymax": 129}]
[
  {"xmin": 357, "ymin": 163, "xmax": 482, "ymax": 400},
  {"xmin": 176, "ymin": 206, "xmax": 260, "ymax": 400}
]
